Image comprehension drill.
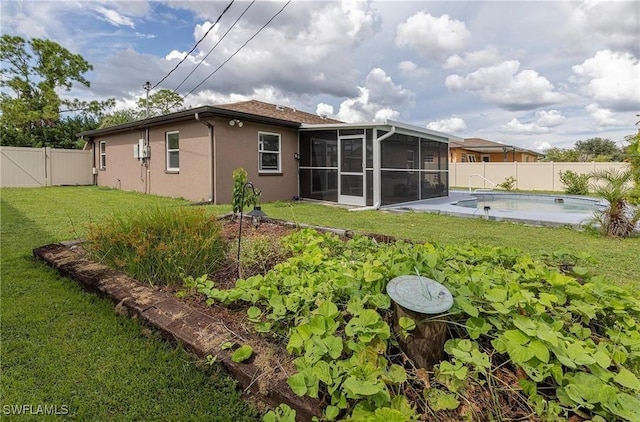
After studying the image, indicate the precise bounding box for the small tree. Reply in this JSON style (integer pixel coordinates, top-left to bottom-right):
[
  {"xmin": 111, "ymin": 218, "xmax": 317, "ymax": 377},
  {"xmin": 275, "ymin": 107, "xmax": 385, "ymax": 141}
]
[
  {"xmin": 589, "ymin": 168, "xmax": 639, "ymax": 237},
  {"xmin": 0, "ymin": 35, "xmax": 93, "ymax": 148},
  {"xmin": 231, "ymin": 168, "xmax": 260, "ymax": 217},
  {"xmin": 559, "ymin": 170, "xmax": 590, "ymax": 195},
  {"xmin": 136, "ymin": 89, "xmax": 184, "ymax": 117}
]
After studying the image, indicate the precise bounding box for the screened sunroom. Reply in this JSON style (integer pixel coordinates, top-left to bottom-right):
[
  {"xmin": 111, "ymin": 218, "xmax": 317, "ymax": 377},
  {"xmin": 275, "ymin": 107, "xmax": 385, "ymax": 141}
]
[{"xmin": 298, "ymin": 121, "xmax": 457, "ymax": 207}]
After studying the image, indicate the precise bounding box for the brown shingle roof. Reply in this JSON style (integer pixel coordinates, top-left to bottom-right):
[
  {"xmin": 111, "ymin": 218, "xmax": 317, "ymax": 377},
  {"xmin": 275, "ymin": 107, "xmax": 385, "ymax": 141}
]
[
  {"xmin": 449, "ymin": 138, "xmax": 507, "ymax": 148},
  {"xmin": 214, "ymin": 100, "xmax": 342, "ymax": 125}
]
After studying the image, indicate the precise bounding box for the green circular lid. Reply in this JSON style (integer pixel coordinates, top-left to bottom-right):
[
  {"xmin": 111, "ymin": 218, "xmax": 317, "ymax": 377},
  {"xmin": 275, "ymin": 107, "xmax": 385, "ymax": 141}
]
[{"xmin": 386, "ymin": 275, "xmax": 453, "ymax": 314}]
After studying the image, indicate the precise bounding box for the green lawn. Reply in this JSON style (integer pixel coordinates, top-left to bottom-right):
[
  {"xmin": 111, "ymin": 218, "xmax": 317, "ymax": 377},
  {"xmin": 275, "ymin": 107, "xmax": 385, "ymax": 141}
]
[
  {"xmin": 1, "ymin": 187, "xmax": 259, "ymax": 420},
  {"xmin": 1, "ymin": 186, "xmax": 638, "ymax": 420}
]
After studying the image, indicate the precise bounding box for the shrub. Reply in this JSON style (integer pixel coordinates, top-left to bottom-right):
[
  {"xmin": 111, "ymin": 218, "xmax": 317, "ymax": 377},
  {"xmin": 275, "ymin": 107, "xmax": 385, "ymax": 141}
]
[
  {"xmin": 85, "ymin": 207, "xmax": 226, "ymax": 284},
  {"xmin": 559, "ymin": 170, "xmax": 590, "ymax": 195},
  {"xmin": 497, "ymin": 176, "xmax": 517, "ymax": 191}
]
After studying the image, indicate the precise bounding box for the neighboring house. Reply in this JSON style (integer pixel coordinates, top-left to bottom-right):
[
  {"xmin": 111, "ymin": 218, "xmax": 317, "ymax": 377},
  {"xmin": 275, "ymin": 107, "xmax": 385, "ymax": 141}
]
[
  {"xmin": 449, "ymin": 138, "xmax": 544, "ymax": 163},
  {"xmin": 80, "ymin": 100, "xmax": 460, "ymax": 207}
]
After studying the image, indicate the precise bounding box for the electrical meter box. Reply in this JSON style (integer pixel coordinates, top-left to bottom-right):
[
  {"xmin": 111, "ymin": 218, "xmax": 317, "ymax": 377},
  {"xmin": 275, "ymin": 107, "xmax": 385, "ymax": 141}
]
[{"xmin": 134, "ymin": 139, "xmax": 150, "ymax": 159}]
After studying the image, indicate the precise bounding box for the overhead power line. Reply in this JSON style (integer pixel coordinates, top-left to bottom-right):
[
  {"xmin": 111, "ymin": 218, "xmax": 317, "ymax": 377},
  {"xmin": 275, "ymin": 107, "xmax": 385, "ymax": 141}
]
[
  {"xmin": 173, "ymin": 0, "xmax": 256, "ymax": 93},
  {"xmin": 152, "ymin": 0, "xmax": 235, "ymax": 90},
  {"xmin": 182, "ymin": 0, "xmax": 291, "ymax": 101}
]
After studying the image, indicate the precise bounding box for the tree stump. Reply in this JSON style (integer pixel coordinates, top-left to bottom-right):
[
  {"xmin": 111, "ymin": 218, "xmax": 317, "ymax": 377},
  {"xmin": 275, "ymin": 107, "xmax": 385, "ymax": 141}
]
[
  {"xmin": 392, "ymin": 303, "xmax": 448, "ymax": 370},
  {"xmin": 386, "ymin": 275, "xmax": 453, "ymax": 370}
]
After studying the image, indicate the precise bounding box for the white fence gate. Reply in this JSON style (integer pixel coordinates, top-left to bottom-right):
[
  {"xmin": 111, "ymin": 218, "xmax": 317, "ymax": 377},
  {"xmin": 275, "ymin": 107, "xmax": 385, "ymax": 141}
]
[{"xmin": 1, "ymin": 146, "xmax": 93, "ymax": 188}]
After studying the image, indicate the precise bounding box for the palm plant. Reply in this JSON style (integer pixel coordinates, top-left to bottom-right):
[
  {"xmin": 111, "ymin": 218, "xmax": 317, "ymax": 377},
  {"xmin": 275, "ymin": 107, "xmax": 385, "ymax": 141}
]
[{"xmin": 589, "ymin": 168, "xmax": 639, "ymax": 237}]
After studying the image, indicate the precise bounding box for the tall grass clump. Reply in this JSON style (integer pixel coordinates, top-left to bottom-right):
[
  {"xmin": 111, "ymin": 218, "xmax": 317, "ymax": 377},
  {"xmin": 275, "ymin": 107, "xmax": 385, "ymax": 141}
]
[{"xmin": 86, "ymin": 207, "xmax": 226, "ymax": 284}]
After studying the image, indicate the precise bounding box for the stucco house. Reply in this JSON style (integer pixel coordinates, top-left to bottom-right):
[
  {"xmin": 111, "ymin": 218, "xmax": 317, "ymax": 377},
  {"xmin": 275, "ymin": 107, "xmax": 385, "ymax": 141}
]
[
  {"xmin": 449, "ymin": 138, "xmax": 544, "ymax": 163},
  {"xmin": 80, "ymin": 100, "xmax": 460, "ymax": 207}
]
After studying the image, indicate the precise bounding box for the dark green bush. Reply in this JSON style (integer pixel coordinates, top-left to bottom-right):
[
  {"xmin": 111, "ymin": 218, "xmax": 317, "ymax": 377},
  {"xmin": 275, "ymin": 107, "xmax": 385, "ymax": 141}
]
[{"xmin": 86, "ymin": 207, "xmax": 226, "ymax": 284}]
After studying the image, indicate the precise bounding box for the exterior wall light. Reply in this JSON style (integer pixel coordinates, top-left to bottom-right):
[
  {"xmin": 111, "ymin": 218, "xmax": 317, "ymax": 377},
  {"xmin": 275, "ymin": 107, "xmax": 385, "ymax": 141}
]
[{"xmin": 229, "ymin": 119, "xmax": 243, "ymax": 127}]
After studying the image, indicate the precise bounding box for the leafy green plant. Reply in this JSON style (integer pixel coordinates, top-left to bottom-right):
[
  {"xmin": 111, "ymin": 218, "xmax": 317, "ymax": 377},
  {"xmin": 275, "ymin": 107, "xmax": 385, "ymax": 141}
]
[
  {"xmin": 262, "ymin": 404, "xmax": 296, "ymax": 422},
  {"xmin": 559, "ymin": 170, "xmax": 590, "ymax": 195},
  {"xmin": 232, "ymin": 345, "xmax": 254, "ymax": 363},
  {"xmin": 398, "ymin": 317, "xmax": 416, "ymax": 340},
  {"xmin": 85, "ymin": 207, "xmax": 226, "ymax": 284},
  {"xmin": 187, "ymin": 228, "xmax": 640, "ymax": 421},
  {"xmin": 497, "ymin": 176, "xmax": 517, "ymax": 191}
]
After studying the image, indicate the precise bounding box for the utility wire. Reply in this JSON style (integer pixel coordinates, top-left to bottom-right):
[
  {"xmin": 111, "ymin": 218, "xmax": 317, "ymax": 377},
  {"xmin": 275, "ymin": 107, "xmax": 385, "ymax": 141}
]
[
  {"xmin": 173, "ymin": 0, "xmax": 255, "ymax": 93},
  {"xmin": 182, "ymin": 0, "xmax": 291, "ymax": 101},
  {"xmin": 152, "ymin": 0, "xmax": 235, "ymax": 90}
]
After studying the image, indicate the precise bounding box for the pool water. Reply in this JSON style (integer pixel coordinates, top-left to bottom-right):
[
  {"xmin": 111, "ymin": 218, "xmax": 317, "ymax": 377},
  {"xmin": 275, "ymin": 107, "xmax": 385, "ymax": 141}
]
[{"xmin": 455, "ymin": 194, "xmax": 602, "ymax": 214}]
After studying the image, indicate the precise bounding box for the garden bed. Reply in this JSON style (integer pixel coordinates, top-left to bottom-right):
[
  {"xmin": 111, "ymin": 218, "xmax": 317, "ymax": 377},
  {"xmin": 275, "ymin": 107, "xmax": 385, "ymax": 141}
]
[
  {"xmin": 35, "ymin": 215, "xmax": 640, "ymax": 422},
  {"xmin": 33, "ymin": 235, "xmax": 324, "ymax": 420}
]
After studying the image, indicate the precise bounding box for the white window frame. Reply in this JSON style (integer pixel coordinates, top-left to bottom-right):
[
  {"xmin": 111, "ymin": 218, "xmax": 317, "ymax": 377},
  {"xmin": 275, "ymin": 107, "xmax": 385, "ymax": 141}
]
[
  {"xmin": 481, "ymin": 155, "xmax": 490, "ymax": 162},
  {"xmin": 258, "ymin": 132, "xmax": 281, "ymax": 173},
  {"xmin": 166, "ymin": 131, "xmax": 179, "ymax": 172},
  {"xmin": 466, "ymin": 153, "xmax": 477, "ymax": 162},
  {"xmin": 99, "ymin": 141, "xmax": 106, "ymax": 169}
]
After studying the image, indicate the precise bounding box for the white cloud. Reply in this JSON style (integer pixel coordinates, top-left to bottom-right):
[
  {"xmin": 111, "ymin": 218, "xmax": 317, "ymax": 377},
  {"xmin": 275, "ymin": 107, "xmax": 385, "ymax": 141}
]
[
  {"xmin": 445, "ymin": 60, "xmax": 566, "ymax": 110},
  {"xmin": 94, "ymin": 6, "xmax": 135, "ymax": 28},
  {"xmin": 443, "ymin": 46, "xmax": 502, "ymax": 70},
  {"xmin": 427, "ymin": 117, "xmax": 467, "ymax": 133},
  {"xmin": 502, "ymin": 118, "xmax": 551, "ymax": 135},
  {"xmin": 397, "ymin": 60, "xmax": 429, "ymax": 80},
  {"xmin": 559, "ymin": 1, "xmax": 640, "ymax": 55},
  {"xmin": 500, "ymin": 110, "xmax": 566, "ymax": 135},
  {"xmin": 159, "ymin": 1, "xmax": 380, "ymax": 99},
  {"xmin": 395, "ymin": 12, "xmax": 470, "ymax": 60},
  {"xmin": 535, "ymin": 110, "xmax": 565, "ymax": 127},
  {"xmin": 316, "ymin": 103, "xmax": 334, "ymax": 117},
  {"xmin": 397, "ymin": 61, "xmax": 417, "ymax": 73},
  {"xmin": 165, "ymin": 50, "xmax": 187, "ymax": 61},
  {"xmin": 535, "ymin": 141, "xmax": 552, "ymax": 152},
  {"xmin": 585, "ymin": 103, "xmax": 625, "ymax": 127},
  {"xmin": 571, "ymin": 50, "xmax": 640, "ymax": 111},
  {"xmin": 329, "ymin": 68, "xmax": 415, "ymax": 123}
]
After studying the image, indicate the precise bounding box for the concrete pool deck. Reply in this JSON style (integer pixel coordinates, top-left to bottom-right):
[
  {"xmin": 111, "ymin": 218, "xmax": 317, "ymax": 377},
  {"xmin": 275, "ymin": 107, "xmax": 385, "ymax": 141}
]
[{"xmin": 382, "ymin": 191, "xmax": 601, "ymax": 228}]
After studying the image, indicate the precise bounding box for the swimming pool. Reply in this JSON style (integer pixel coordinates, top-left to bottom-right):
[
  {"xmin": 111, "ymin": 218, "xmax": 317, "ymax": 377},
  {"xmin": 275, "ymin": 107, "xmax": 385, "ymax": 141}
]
[
  {"xmin": 454, "ymin": 193, "xmax": 604, "ymax": 214},
  {"xmin": 384, "ymin": 191, "xmax": 608, "ymax": 228}
]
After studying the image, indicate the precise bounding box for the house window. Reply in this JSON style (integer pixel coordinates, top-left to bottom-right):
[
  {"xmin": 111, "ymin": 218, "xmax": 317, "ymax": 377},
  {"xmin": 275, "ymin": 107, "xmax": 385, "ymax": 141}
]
[
  {"xmin": 466, "ymin": 154, "xmax": 477, "ymax": 162},
  {"xmin": 258, "ymin": 132, "xmax": 281, "ymax": 173},
  {"xmin": 407, "ymin": 150, "xmax": 415, "ymax": 169},
  {"xmin": 482, "ymin": 155, "xmax": 490, "ymax": 162},
  {"xmin": 166, "ymin": 131, "xmax": 179, "ymax": 172},
  {"xmin": 99, "ymin": 141, "xmax": 106, "ymax": 169}
]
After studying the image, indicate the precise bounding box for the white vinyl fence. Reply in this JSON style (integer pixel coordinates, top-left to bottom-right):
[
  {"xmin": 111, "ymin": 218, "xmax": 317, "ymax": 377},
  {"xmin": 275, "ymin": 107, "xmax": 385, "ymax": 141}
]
[
  {"xmin": 1, "ymin": 146, "xmax": 93, "ymax": 188},
  {"xmin": 449, "ymin": 162, "xmax": 630, "ymax": 191}
]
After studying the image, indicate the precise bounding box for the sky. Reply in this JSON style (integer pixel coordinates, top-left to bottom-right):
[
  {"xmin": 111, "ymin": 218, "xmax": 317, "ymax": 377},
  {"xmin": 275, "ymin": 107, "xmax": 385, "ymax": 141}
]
[{"xmin": 1, "ymin": 0, "xmax": 639, "ymax": 151}]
